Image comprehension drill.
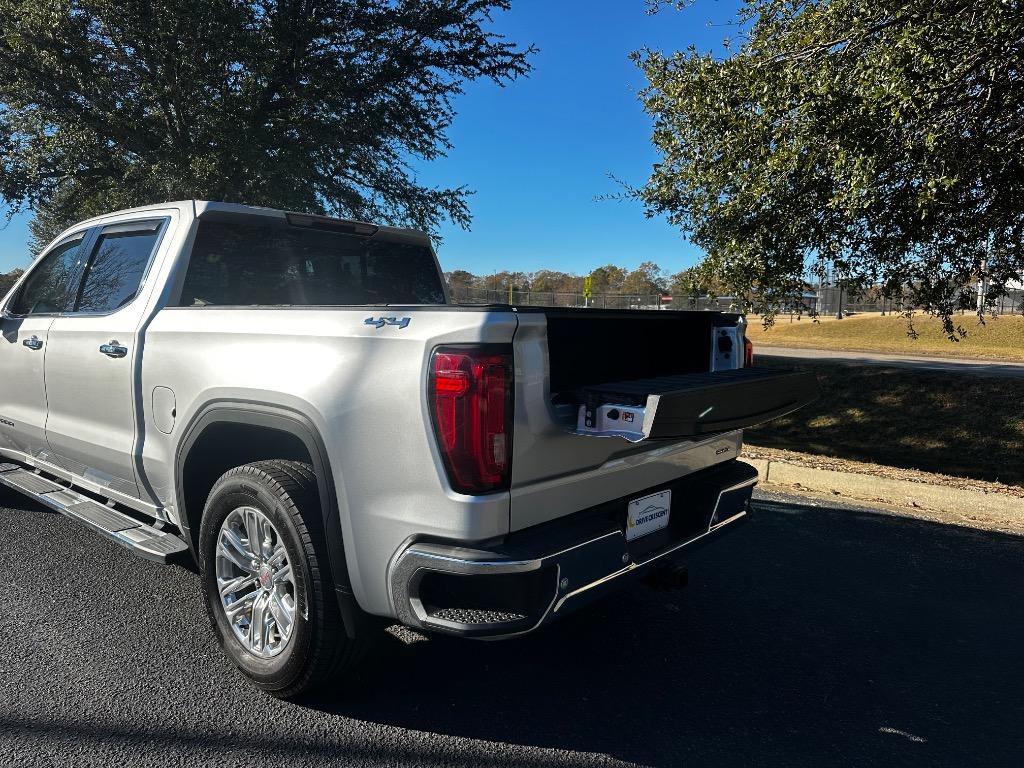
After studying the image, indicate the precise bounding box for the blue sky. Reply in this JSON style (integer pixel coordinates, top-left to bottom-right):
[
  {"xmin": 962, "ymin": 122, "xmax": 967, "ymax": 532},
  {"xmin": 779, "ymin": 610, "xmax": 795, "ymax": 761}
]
[{"xmin": 0, "ymin": 0, "xmax": 743, "ymax": 276}]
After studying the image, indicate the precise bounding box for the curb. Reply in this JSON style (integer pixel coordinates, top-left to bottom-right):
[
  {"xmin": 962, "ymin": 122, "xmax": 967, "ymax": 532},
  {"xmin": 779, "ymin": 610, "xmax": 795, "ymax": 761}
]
[{"xmin": 744, "ymin": 456, "xmax": 1023, "ymax": 525}]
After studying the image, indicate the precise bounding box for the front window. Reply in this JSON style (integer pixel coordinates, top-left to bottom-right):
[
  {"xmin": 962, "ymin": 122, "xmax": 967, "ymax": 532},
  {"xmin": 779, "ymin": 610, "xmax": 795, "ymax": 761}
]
[{"xmin": 6, "ymin": 236, "xmax": 84, "ymax": 315}]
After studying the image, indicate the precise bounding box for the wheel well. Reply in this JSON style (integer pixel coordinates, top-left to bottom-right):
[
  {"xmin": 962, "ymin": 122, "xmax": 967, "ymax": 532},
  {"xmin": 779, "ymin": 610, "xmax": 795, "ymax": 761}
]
[{"xmin": 180, "ymin": 421, "xmax": 313, "ymax": 550}]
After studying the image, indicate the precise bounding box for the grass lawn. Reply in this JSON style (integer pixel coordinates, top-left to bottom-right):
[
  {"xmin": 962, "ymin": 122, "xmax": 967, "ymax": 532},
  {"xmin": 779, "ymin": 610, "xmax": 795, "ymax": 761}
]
[
  {"xmin": 744, "ymin": 358, "xmax": 1024, "ymax": 488},
  {"xmin": 745, "ymin": 313, "xmax": 1024, "ymax": 362}
]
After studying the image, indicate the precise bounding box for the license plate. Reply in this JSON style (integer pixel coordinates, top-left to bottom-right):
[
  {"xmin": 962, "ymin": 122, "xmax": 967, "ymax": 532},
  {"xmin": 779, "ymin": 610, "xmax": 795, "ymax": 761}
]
[{"xmin": 626, "ymin": 489, "xmax": 672, "ymax": 542}]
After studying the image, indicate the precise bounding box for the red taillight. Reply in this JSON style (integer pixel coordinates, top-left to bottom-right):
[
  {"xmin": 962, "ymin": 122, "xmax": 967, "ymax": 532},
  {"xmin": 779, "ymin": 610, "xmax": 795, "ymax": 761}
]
[
  {"xmin": 429, "ymin": 346, "xmax": 513, "ymax": 494},
  {"xmin": 744, "ymin": 337, "xmax": 754, "ymax": 367}
]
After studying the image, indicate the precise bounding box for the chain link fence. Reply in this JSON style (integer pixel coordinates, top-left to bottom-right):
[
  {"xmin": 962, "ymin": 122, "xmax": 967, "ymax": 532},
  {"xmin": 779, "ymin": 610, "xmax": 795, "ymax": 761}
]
[
  {"xmin": 816, "ymin": 285, "xmax": 1024, "ymax": 316},
  {"xmin": 452, "ymin": 285, "xmax": 1024, "ymax": 315},
  {"xmin": 450, "ymin": 286, "xmax": 747, "ymax": 311}
]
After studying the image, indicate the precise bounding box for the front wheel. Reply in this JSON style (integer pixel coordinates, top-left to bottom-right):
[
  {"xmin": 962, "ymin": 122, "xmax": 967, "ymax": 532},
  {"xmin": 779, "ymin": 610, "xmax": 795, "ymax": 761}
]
[{"xmin": 198, "ymin": 460, "xmax": 361, "ymax": 698}]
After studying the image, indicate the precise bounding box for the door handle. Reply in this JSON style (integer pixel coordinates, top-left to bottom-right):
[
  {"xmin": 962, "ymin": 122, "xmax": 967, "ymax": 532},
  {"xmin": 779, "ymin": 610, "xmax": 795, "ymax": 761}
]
[
  {"xmin": 22, "ymin": 336, "xmax": 43, "ymax": 350},
  {"xmin": 99, "ymin": 341, "xmax": 128, "ymax": 358}
]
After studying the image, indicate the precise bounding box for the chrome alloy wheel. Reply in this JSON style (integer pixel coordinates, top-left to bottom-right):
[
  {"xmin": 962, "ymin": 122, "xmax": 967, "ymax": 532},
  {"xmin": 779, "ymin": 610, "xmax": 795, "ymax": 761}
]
[{"xmin": 215, "ymin": 506, "xmax": 297, "ymax": 658}]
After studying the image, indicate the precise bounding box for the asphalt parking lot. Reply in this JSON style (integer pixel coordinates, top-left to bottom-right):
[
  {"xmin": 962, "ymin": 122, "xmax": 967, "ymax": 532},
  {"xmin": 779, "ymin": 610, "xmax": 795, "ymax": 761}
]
[{"xmin": 3, "ymin": 485, "xmax": 1022, "ymax": 767}]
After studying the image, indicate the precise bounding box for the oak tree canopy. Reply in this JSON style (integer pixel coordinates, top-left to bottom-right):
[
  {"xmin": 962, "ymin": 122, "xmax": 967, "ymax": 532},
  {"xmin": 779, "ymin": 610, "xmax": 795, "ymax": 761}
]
[
  {"xmin": 0, "ymin": 0, "xmax": 533, "ymax": 250},
  {"xmin": 636, "ymin": 0, "xmax": 1024, "ymax": 330}
]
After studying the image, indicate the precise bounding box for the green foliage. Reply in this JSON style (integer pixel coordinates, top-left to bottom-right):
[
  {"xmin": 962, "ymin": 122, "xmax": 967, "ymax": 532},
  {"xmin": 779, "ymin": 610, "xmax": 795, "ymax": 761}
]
[
  {"xmin": 588, "ymin": 264, "xmax": 627, "ymax": 293},
  {"xmin": 444, "ymin": 263, "xmax": 676, "ymax": 299},
  {"xmin": 620, "ymin": 260, "xmax": 667, "ymax": 296},
  {"xmin": 445, "ymin": 269, "xmax": 478, "ymax": 297},
  {"xmin": 0, "ymin": 0, "xmax": 533, "ymax": 251},
  {"xmin": 527, "ymin": 269, "xmax": 580, "ymax": 294},
  {"xmin": 635, "ymin": 0, "xmax": 1024, "ymax": 332},
  {"xmin": 667, "ymin": 265, "xmax": 726, "ymax": 299},
  {"xmin": 0, "ymin": 268, "xmax": 24, "ymax": 297}
]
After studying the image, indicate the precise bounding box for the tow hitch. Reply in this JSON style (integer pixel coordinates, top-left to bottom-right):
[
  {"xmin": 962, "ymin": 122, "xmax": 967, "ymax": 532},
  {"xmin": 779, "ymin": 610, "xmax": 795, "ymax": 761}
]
[{"xmin": 641, "ymin": 563, "xmax": 689, "ymax": 591}]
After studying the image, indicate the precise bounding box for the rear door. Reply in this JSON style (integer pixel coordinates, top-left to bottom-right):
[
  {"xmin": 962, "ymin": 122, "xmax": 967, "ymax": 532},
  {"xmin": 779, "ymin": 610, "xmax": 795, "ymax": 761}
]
[
  {"xmin": 0, "ymin": 233, "xmax": 89, "ymax": 461},
  {"xmin": 43, "ymin": 217, "xmax": 169, "ymax": 499}
]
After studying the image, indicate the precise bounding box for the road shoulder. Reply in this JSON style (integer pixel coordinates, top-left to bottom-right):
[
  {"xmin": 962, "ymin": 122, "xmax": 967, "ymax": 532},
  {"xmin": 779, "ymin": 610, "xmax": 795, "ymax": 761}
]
[
  {"xmin": 743, "ymin": 445, "xmax": 1023, "ymax": 535},
  {"xmin": 759, "ymin": 346, "xmax": 1024, "ymax": 377}
]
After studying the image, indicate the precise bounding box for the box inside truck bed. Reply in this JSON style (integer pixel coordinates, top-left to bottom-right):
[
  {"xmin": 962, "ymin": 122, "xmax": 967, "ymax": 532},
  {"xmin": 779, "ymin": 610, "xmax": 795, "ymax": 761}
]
[
  {"xmin": 517, "ymin": 307, "xmax": 819, "ymax": 441},
  {"xmin": 531, "ymin": 308, "xmax": 731, "ymax": 395},
  {"xmin": 578, "ymin": 368, "xmax": 819, "ymax": 439}
]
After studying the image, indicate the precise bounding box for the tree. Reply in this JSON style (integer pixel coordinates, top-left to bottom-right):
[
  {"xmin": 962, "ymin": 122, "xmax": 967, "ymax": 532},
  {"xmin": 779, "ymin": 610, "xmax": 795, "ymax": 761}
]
[
  {"xmin": 0, "ymin": 268, "xmax": 23, "ymax": 298},
  {"xmin": 620, "ymin": 261, "xmax": 666, "ymax": 296},
  {"xmin": 528, "ymin": 269, "xmax": 576, "ymax": 293},
  {"xmin": 0, "ymin": 0, "xmax": 533, "ymax": 250},
  {"xmin": 635, "ymin": 0, "xmax": 1024, "ymax": 332},
  {"xmin": 588, "ymin": 264, "xmax": 627, "ymax": 294},
  {"xmin": 668, "ymin": 266, "xmax": 704, "ymax": 299},
  {"xmin": 445, "ymin": 269, "xmax": 478, "ymax": 298}
]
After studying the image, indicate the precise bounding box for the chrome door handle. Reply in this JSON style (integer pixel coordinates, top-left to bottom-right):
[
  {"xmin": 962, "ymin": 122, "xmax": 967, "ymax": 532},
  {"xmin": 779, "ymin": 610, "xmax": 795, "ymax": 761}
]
[
  {"xmin": 22, "ymin": 336, "xmax": 43, "ymax": 350},
  {"xmin": 99, "ymin": 341, "xmax": 128, "ymax": 358}
]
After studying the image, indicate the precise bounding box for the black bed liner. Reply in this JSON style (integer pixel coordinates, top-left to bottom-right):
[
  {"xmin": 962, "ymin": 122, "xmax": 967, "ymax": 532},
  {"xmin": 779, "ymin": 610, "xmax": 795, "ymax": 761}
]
[{"xmin": 579, "ymin": 367, "xmax": 819, "ymax": 439}]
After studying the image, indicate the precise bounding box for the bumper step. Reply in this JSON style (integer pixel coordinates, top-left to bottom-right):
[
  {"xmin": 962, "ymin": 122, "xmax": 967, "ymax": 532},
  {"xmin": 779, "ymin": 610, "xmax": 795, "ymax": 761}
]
[
  {"xmin": 0, "ymin": 465, "xmax": 187, "ymax": 563},
  {"xmin": 391, "ymin": 459, "xmax": 759, "ymax": 638},
  {"xmin": 428, "ymin": 608, "xmax": 528, "ymax": 625}
]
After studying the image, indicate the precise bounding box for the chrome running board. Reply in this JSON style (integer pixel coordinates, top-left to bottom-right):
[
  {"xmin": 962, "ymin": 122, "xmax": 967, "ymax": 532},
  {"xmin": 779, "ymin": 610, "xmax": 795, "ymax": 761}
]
[{"xmin": 0, "ymin": 462, "xmax": 188, "ymax": 563}]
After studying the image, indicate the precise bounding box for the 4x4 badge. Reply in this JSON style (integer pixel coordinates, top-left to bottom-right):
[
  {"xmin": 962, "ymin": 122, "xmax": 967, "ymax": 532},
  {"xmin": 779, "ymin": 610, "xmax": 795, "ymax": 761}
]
[{"xmin": 364, "ymin": 316, "xmax": 411, "ymax": 329}]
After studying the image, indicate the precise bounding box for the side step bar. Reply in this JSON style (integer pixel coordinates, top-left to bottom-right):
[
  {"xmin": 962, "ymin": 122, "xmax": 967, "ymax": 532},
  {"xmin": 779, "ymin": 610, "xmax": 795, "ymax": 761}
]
[{"xmin": 0, "ymin": 462, "xmax": 188, "ymax": 563}]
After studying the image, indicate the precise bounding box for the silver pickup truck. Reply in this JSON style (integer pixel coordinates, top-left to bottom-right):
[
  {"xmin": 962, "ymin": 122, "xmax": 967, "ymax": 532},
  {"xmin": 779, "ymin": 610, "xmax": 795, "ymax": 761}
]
[{"xmin": 0, "ymin": 201, "xmax": 816, "ymax": 697}]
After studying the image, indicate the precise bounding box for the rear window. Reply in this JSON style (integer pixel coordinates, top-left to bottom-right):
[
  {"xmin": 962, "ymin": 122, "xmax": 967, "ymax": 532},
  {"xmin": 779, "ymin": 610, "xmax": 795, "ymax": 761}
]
[{"xmin": 179, "ymin": 219, "xmax": 445, "ymax": 307}]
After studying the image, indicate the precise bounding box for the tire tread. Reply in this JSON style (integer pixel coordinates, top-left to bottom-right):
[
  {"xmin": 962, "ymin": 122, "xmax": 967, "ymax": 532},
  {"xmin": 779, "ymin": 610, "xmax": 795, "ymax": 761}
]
[{"xmin": 201, "ymin": 459, "xmax": 364, "ymax": 698}]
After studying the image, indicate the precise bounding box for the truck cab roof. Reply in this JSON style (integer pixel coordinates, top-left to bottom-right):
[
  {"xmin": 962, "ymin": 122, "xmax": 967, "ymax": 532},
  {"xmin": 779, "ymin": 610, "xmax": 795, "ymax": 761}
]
[{"xmin": 65, "ymin": 200, "xmax": 433, "ymax": 248}]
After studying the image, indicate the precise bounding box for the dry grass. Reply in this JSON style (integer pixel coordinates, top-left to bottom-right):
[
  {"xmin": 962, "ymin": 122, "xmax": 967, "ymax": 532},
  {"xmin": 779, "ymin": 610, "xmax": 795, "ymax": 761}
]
[
  {"xmin": 745, "ymin": 359, "xmax": 1024, "ymax": 488},
  {"xmin": 746, "ymin": 313, "xmax": 1024, "ymax": 362}
]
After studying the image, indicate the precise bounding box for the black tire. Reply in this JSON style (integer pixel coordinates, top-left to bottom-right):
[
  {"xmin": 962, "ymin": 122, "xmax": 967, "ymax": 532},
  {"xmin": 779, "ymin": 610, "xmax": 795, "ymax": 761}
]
[{"xmin": 198, "ymin": 459, "xmax": 362, "ymax": 698}]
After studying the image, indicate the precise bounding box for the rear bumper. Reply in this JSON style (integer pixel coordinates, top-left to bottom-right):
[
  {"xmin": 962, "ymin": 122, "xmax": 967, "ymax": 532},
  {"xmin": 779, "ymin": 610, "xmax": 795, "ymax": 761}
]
[{"xmin": 388, "ymin": 459, "xmax": 758, "ymax": 638}]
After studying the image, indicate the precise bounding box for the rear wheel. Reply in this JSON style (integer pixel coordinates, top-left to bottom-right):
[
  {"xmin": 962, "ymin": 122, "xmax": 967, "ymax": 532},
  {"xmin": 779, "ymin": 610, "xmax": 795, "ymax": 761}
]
[{"xmin": 199, "ymin": 460, "xmax": 362, "ymax": 698}]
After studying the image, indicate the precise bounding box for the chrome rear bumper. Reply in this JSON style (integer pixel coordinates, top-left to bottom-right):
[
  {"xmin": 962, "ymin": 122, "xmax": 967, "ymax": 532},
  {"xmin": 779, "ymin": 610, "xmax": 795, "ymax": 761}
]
[{"xmin": 389, "ymin": 460, "xmax": 758, "ymax": 638}]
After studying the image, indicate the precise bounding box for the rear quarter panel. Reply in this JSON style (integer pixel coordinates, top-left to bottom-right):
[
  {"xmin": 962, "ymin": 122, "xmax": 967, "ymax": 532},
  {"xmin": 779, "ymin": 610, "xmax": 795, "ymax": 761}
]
[{"xmin": 141, "ymin": 307, "xmax": 517, "ymax": 616}]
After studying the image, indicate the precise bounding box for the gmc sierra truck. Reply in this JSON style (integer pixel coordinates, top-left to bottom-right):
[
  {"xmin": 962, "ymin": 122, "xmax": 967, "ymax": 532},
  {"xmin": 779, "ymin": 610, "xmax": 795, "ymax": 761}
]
[{"xmin": 0, "ymin": 201, "xmax": 817, "ymax": 698}]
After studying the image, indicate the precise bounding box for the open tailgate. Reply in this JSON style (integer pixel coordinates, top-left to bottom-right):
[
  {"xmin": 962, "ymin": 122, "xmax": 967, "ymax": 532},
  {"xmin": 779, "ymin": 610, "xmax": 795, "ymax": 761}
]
[{"xmin": 574, "ymin": 367, "xmax": 819, "ymax": 441}]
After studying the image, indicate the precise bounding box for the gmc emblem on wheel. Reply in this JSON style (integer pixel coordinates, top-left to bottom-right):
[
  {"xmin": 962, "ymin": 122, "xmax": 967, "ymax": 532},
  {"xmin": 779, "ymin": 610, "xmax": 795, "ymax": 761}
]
[{"xmin": 364, "ymin": 316, "xmax": 411, "ymax": 329}]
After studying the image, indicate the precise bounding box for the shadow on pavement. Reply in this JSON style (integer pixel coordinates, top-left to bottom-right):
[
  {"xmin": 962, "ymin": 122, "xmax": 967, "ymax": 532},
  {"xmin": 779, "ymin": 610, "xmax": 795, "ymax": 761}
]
[
  {"xmin": 745, "ymin": 358, "xmax": 1024, "ymax": 486},
  {"xmin": 2, "ymin": 485, "xmax": 1022, "ymax": 766},
  {"xmin": 317, "ymin": 499, "xmax": 1024, "ymax": 767}
]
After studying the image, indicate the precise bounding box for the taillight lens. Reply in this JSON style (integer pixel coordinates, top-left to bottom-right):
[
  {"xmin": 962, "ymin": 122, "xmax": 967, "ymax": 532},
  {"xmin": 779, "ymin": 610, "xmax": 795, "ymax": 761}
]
[
  {"xmin": 744, "ymin": 337, "xmax": 754, "ymax": 367},
  {"xmin": 429, "ymin": 346, "xmax": 513, "ymax": 494}
]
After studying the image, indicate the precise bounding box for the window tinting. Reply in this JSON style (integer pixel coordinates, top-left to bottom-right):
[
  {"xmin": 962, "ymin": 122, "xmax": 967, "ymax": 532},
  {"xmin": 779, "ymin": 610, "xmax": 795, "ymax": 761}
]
[
  {"xmin": 179, "ymin": 220, "xmax": 445, "ymax": 307},
  {"xmin": 8, "ymin": 238, "xmax": 84, "ymax": 315},
  {"xmin": 75, "ymin": 227, "xmax": 162, "ymax": 313}
]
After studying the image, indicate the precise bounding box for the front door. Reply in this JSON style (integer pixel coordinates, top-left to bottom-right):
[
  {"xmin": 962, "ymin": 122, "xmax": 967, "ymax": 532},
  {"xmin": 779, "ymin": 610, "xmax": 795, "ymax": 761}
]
[
  {"xmin": 44, "ymin": 218, "xmax": 168, "ymax": 500},
  {"xmin": 0, "ymin": 234, "xmax": 88, "ymax": 462}
]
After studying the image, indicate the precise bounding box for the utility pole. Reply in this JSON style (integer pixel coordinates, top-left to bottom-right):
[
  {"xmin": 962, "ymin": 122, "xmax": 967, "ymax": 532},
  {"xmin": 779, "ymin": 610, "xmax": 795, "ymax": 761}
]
[
  {"xmin": 977, "ymin": 263, "xmax": 989, "ymax": 313},
  {"xmin": 834, "ymin": 267, "xmax": 845, "ymax": 319},
  {"xmin": 978, "ymin": 237, "xmax": 992, "ymax": 313}
]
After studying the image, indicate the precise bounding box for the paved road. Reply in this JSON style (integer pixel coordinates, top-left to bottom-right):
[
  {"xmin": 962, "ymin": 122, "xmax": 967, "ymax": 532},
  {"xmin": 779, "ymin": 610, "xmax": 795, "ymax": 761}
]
[
  {"xmin": 4, "ymin": 486, "xmax": 1023, "ymax": 767},
  {"xmin": 760, "ymin": 345, "xmax": 1024, "ymax": 378}
]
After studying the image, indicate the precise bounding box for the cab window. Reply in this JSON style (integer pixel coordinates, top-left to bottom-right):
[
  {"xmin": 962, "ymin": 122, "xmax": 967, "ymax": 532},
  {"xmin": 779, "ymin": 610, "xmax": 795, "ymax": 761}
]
[
  {"xmin": 72, "ymin": 221, "xmax": 164, "ymax": 313},
  {"xmin": 6, "ymin": 236, "xmax": 85, "ymax": 316}
]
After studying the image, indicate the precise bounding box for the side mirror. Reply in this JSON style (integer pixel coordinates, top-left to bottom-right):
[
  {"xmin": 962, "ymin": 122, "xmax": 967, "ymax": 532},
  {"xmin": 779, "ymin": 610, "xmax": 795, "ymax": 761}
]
[{"xmin": 0, "ymin": 310, "xmax": 20, "ymax": 339}]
